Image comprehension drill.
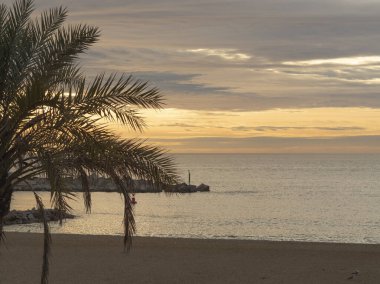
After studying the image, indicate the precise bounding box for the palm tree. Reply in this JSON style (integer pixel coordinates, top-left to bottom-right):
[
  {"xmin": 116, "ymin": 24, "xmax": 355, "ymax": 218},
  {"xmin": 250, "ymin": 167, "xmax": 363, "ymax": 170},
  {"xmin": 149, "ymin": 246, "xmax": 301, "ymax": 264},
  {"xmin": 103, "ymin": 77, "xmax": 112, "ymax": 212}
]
[{"xmin": 0, "ymin": 0, "xmax": 178, "ymax": 282}]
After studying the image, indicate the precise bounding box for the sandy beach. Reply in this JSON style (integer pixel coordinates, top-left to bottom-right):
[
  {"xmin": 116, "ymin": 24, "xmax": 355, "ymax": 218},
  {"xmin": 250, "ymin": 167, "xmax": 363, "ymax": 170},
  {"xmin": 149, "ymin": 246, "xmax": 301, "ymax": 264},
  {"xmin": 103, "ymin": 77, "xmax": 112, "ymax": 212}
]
[{"xmin": 0, "ymin": 233, "xmax": 379, "ymax": 283}]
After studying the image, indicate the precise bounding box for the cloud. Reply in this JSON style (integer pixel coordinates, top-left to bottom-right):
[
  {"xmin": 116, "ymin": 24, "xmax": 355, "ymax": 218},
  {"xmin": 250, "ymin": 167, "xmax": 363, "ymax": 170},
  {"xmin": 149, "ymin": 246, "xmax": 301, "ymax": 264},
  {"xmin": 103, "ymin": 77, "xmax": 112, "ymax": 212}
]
[
  {"xmin": 230, "ymin": 126, "xmax": 366, "ymax": 132},
  {"xmin": 270, "ymin": 63, "xmax": 380, "ymax": 85},
  {"xmin": 5, "ymin": 0, "xmax": 380, "ymax": 112},
  {"xmin": 149, "ymin": 135, "xmax": 380, "ymax": 153},
  {"xmin": 184, "ymin": 48, "xmax": 251, "ymax": 61},
  {"xmin": 283, "ymin": 56, "xmax": 380, "ymax": 66},
  {"xmin": 131, "ymin": 71, "xmax": 231, "ymax": 94},
  {"xmin": 159, "ymin": 123, "xmax": 202, "ymax": 128},
  {"xmin": 77, "ymin": 45, "xmax": 380, "ymax": 111}
]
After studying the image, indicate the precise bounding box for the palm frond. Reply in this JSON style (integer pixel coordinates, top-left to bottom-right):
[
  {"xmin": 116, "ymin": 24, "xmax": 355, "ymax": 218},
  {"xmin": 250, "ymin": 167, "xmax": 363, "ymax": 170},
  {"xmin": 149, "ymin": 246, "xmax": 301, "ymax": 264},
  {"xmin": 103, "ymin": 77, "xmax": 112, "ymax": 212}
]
[
  {"xmin": 6, "ymin": 0, "xmax": 33, "ymax": 32},
  {"xmin": 39, "ymin": 153, "xmax": 74, "ymax": 224},
  {"xmin": 6, "ymin": 6, "xmax": 67, "ymax": 93},
  {"xmin": 0, "ymin": 2, "xmax": 179, "ymax": 283},
  {"xmin": 37, "ymin": 24, "xmax": 100, "ymax": 76},
  {"xmin": 0, "ymin": 217, "xmax": 5, "ymax": 247},
  {"xmin": 108, "ymin": 171, "xmax": 135, "ymax": 250},
  {"xmin": 34, "ymin": 192, "xmax": 51, "ymax": 284},
  {"xmin": 71, "ymin": 74, "xmax": 163, "ymax": 130},
  {"xmin": 0, "ymin": 0, "xmax": 34, "ymax": 103},
  {"xmin": 78, "ymin": 166, "xmax": 91, "ymax": 213},
  {"xmin": 0, "ymin": 4, "xmax": 8, "ymax": 44}
]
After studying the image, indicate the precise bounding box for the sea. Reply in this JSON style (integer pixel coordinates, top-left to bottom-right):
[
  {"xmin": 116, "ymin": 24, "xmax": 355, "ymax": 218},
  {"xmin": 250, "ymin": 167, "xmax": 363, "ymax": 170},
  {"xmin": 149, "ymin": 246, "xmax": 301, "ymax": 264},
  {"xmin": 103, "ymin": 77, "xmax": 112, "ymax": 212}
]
[{"xmin": 6, "ymin": 154, "xmax": 380, "ymax": 244}]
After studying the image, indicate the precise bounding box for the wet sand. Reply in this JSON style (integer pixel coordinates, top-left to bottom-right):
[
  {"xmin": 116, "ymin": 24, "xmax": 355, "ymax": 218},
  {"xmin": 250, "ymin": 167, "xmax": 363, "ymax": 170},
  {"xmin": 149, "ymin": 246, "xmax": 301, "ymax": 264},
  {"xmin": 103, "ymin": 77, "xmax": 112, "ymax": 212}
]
[{"xmin": 1, "ymin": 232, "xmax": 380, "ymax": 283}]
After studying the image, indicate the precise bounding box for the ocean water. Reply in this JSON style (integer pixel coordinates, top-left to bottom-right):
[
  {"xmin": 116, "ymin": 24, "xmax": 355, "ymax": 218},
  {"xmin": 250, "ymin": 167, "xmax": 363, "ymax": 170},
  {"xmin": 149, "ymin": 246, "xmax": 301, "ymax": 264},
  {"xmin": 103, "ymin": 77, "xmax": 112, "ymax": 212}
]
[{"xmin": 6, "ymin": 154, "xmax": 380, "ymax": 244}]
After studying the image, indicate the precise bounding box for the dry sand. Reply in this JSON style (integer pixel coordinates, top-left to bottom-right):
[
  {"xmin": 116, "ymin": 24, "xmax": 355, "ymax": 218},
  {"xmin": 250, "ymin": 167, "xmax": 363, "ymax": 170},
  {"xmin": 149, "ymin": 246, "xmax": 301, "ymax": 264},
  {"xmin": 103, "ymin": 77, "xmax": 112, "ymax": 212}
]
[{"xmin": 1, "ymin": 233, "xmax": 380, "ymax": 283}]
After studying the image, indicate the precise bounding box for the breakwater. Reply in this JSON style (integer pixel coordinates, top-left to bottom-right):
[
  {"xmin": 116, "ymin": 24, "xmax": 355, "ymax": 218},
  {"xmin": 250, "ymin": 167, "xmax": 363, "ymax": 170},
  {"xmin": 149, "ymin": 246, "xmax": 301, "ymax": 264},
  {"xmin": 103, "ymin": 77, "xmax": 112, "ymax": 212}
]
[{"xmin": 13, "ymin": 177, "xmax": 210, "ymax": 193}]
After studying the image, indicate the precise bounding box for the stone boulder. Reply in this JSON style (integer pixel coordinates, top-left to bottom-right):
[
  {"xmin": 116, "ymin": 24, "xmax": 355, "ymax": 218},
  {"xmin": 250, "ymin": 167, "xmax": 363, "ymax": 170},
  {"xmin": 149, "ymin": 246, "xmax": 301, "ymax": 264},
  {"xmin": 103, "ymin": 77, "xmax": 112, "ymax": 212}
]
[
  {"xmin": 170, "ymin": 183, "xmax": 208, "ymax": 193},
  {"xmin": 4, "ymin": 209, "xmax": 75, "ymax": 226},
  {"xmin": 196, "ymin": 183, "xmax": 210, "ymax": 192}
]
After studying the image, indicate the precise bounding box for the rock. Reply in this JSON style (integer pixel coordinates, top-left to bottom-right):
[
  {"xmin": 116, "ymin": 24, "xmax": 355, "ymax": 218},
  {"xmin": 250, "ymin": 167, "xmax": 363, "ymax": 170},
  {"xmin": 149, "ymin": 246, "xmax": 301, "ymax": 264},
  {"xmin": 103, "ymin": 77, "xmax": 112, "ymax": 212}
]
[
  {"xmin": 133, "ymin": 180, "xmax": 161, "ymax": 192},
  {"xmin": 3, "ymin": 209, "xmax": 75, "ymax": 226},
  {"xmin": 22, "ymin": 212, "xmax": 29, "ymax": 220},
  {"xmin": 188, "ymin": 185, "xmax": 197, "ymax": 193},
  {"xmin": 196, "ymin": 183, "xmax": 210, "ymax": 192},
  {"xmin": 170, "ymin": 183, "xmax": 198, "ymax": 193},
  {"xmin": 26, "ymin": 213, "xmax": 35, "ymax": 221},
  {"xmin": 13, "ymin": 177, "xmax": 210, "ymax": 193}
]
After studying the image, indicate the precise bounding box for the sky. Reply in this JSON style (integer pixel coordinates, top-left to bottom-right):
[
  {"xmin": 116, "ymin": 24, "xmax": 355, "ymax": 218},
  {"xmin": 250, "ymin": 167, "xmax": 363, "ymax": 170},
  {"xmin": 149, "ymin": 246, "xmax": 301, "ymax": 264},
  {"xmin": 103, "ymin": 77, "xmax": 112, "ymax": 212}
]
[{"xmin": 8, "ymin": 0, "xmax": 380, "ymax": 153}]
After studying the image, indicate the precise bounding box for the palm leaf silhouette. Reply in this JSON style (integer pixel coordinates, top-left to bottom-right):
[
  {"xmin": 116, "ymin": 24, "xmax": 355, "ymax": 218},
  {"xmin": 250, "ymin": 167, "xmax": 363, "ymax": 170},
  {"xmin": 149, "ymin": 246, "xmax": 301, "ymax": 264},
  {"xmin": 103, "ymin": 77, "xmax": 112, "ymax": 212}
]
[{"xmin": 0, "ymin": 1, "xmax": 179, "ymax": 283}]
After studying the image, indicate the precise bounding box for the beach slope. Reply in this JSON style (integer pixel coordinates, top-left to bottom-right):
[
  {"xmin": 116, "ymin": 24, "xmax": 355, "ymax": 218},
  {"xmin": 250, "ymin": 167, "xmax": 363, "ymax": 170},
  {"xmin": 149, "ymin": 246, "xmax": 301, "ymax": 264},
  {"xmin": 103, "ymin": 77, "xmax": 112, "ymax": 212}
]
[{"xmin": 1, "ymin": 233, "xmax": 380, "ymax": 283}]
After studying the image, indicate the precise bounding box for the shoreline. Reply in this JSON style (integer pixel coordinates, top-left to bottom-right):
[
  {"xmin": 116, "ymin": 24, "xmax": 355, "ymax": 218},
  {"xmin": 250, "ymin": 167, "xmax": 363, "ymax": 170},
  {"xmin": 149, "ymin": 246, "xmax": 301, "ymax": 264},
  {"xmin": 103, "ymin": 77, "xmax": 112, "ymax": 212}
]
[
  {"xmin": 5, "ymin": 229, "xmax": 380, "ymax": 246},
  {"xmin": 2, "ymin": 233, "xmax": 380, "ymax": 283}
]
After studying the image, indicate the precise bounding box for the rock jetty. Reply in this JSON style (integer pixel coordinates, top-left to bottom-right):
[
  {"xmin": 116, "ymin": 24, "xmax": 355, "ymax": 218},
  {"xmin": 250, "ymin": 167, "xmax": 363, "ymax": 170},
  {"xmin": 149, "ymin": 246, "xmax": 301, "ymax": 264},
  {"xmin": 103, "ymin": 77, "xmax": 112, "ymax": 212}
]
[
  {"xmin": 170, "ymin": 183, "xmax": 210, "ymax": 193},
  {"xmin": 3, "ymin": 209, "xmax": 75, "ymax": 226},
  {"xmin": 13, "ymin": 176, "xmax": 210, "ymax": 193}
]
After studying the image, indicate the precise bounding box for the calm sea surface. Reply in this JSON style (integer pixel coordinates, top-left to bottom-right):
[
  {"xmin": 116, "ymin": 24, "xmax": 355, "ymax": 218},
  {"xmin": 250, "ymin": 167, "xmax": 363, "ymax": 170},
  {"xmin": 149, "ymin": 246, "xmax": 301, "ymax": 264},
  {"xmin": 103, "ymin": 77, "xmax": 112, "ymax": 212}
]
[{"xmin": 6, "ymin": 154, "xmax": 380, "ymax": 244}]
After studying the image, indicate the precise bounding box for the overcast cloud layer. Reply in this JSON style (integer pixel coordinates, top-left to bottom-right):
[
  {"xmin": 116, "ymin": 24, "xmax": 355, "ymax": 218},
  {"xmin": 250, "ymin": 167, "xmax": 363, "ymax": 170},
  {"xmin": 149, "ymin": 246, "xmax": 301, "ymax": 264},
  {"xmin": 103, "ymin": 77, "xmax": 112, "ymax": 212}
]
[
  {"xmin": 7, "ymin": 0, "xmax": 379, "ymax": 111},
  {"xmin": 5, "ymin": 0, "xmax": 380, "ymax": 152}
]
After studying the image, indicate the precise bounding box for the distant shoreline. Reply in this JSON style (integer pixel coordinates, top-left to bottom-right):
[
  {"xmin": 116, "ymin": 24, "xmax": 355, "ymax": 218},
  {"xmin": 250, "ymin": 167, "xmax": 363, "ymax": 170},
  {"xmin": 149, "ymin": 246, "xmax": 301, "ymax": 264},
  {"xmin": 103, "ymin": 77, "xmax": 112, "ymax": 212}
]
[
  {"xmin": 13, "ymin": 177, "xmax": 210, "ymax": 193},
  {"xmin": 1, "ymin": 232, "xmax": 380, "ymax": 283}
]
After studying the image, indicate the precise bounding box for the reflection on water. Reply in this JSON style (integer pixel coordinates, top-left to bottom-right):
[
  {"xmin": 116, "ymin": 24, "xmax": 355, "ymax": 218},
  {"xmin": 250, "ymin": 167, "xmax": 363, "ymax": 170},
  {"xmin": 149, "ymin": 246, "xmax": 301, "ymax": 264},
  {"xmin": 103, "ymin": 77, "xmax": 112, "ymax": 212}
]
[{"xmin": 6, "ymin": 154, "xmax": 380, "ymax": 244}]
